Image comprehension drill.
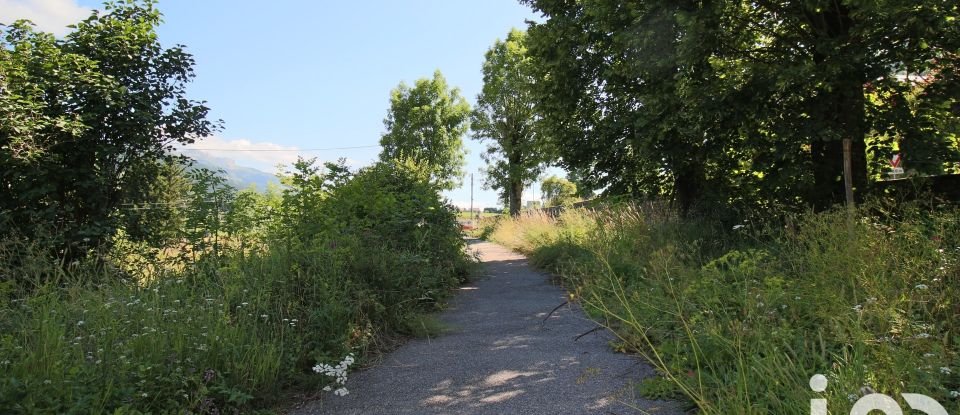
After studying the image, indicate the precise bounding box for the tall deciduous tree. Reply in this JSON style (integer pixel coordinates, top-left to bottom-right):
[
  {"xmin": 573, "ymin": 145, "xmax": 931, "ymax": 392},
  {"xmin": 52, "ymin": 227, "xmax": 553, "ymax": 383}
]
[
  {"xmin": 471, "ymin": 29, "xmax": 550, "ymax": 216},
  {"xmin": 379, "ymin": 70, "xmax": 470, "ymax": 190},
  {"xmin": 540, "ymin": 175, "xmax": 578, "ymax": 207},
  {"xmin": 523, "ymin": 1, "xmax": 729, "ymax": 213},
  {"xmin": 523, "ymin": 0, "xmax": 960, "ymax": 211},
  {"xmin": 0, "ymin": 0, "xmax": 219, "ymax": 258}
]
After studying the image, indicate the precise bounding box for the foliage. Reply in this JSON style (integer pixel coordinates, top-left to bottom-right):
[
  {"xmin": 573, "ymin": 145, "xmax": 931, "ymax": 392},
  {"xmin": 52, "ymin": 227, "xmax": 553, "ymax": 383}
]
[
  {"xmin": 489, "ymin": 203, "xmax": 960, "ymax": 414},
  {"xmin": 540, "ymin": 175, "xmax": 578, "ymax": 207},
  {"xmin": 0, "ymin": 158, "xmax": 472, "ymax": 414},
  {"xmin": 522, "ymin": 0, "xmax": 960, "ymax": 212},
  {"xmin": 565, "ymin": 166, "xmax": 599, "ymax": 199},
  {"xmin": 119, "ymin": 161, "xmax": 192, "ymax": 248},
  {"xmin": 379, "ymin": 70, "xmax": 470, "ymax": 191},
  {"xmin": 0, "ymin": 2, "xmax": 469, "ymax": 414},
  {"xmin": 0, "ymin": 1, "xmax": 220, "ymax": 261},
  {"xmin": 471, "ymin": 29, "xmax": 550, "ymax": 216}
]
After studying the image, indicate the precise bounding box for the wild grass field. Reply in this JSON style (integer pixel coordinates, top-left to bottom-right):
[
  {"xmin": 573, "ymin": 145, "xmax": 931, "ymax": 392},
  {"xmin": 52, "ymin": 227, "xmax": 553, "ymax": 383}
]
[{"xmin": 485, "ymin": 202, "xmax": 960, "ymax": 414}]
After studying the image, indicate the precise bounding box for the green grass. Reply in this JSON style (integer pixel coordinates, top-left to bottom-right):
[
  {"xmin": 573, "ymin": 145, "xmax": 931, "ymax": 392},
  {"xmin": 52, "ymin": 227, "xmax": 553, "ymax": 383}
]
[
  {"xmin": 488, "ymin": 202, "xmax": 960, "ymax": 414},
  {"xmin": 0, "ymin": 161, "xmax": 474, "ymax": 414},
  {"xmin": 0, "ymin": 238, "xmax": 470, "ymax": 413}
]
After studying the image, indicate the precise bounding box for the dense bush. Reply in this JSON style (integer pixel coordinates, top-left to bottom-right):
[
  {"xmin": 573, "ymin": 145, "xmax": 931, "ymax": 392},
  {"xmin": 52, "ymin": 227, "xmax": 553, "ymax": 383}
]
[
  {"xmin": 489, "ymin": 203, "xmax": 960, "ymax": 414},
  {"xmin": 0, "ymin": 160, "xmax": 472, "ymax": 414}
]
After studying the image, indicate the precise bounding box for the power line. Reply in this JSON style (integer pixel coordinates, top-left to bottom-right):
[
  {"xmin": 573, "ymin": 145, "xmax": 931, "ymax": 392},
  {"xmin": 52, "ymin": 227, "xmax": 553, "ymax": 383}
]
[{"xmin": 179, "ymin": 145, "xmax": 380, "ymax": 152}]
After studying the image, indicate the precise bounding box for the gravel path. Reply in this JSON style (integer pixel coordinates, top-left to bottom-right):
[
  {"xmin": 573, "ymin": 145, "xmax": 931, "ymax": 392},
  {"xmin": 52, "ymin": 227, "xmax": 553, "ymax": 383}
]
[{"xmin": 290, "ymin": 239, "xmax": 683, "ymax": 415}]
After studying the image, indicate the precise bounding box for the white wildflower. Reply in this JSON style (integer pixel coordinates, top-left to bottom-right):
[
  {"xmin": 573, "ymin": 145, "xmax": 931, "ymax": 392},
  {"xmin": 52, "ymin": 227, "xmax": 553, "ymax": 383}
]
[
  {"xmin": 941, "ymin": 367, "xmax": 952, "ymax": 375},
  {"xmin": 314, "ymin": 354, "xmax": 356, "ymax": 397}
]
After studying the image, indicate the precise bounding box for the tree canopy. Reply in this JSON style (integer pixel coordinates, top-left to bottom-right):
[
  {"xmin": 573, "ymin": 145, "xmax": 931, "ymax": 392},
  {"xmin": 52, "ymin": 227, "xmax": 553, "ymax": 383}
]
[
  {"xmin": 540, "ymin": 175, "xmax": 578, "ymax": 207},
  {"xmin": 523, "ymin": 0, "xmax": 960, "ymax": 213},
  {"xmin": 379, "ymin": 70, "xmax": 470, "ymax": 191},
  {"xmin": 0, "ymin": 0, "xmax": 219, "ymax": 257},
  {"xmin": 472, "ymin": 29, "xmax": 550, "ymax": 216}
]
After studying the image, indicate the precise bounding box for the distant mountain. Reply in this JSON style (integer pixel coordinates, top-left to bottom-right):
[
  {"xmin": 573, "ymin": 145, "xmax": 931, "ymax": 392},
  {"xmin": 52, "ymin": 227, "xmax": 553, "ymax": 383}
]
[{"xmin": 186, "ymin": 153, "xmax": 281, "ymax": 192}]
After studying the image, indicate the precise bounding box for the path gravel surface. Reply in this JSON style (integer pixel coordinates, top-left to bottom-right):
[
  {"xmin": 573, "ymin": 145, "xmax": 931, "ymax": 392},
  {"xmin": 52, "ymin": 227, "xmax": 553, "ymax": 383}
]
[{"xmin": 290, "ymin": 239, "xmax": 683, "ymax": 415}]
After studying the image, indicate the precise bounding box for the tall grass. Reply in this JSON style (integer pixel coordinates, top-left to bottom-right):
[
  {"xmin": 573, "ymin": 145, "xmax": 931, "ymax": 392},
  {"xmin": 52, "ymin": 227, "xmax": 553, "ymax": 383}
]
[
  {"xmin": 489, "ymin": 203, "xmax": 960, "ymax": 414},
  {"xmin": 0, "ymin": 161, "xmax": 473, "ymax": 414}
]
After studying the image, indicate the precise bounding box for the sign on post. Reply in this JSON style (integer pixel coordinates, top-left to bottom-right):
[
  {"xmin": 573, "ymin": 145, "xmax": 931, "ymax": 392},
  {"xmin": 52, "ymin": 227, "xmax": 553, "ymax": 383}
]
[{"xmin": 888, "ymin": 153, "xmax": 904, "ymax": 179}]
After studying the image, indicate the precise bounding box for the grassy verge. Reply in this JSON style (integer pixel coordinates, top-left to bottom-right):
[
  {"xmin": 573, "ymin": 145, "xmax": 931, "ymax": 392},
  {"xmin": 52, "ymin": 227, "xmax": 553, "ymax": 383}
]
[
  {"xmin": 0, "ymin": 161, "xmax": 474, "ymax": 414},
  {"xmin": 487, "ymin": 203, "xmax": 959, "ymax": 414}
]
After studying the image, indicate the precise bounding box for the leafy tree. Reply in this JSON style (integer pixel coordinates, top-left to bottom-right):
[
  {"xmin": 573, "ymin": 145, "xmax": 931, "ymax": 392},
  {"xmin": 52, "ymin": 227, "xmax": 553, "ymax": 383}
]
[
  {"xmin": 379, "ymin": 70, "xmax": 470, "ymax": 190},
  {"xmin": 705, "ymin": 0, "xmax": 960, "ymax": 208},
  {"xmin": 472, "ymin": 29, "xmax": 551, "ymax": 216},
  {"xmin": 278, "ymin": 157, "xmax": 332, "ymax": 243},
  {"xmin": 183, "ymin": 168, "xmax": 235, "ymax": 261},
  {"xmin": 119, "ymin": 160, "xmax": 192, "ymax": 247},
  {"xmin": 0, "ymin": 0, "xmax": 219, "ymax": 259},
  {"xmin": 540, "ymin": 175, "xmax": 578, "ymax": 207},
  {"xmin": 522, "ymin": 1, "xmax": 727, "ymax": 213},
  {"xmin": 566, "ymin": 166, "xmax": 598, "ymax": 199},
  {"xmin": 522, "ymin": 0, "xmax": 960, "ymax": 211}
]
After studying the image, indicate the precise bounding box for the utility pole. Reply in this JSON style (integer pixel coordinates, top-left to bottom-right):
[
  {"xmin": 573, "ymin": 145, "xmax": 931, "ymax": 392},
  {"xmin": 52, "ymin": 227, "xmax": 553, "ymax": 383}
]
[{"xmin": 469, "ymin": 173, "xmax": 474, "ymax": 219}]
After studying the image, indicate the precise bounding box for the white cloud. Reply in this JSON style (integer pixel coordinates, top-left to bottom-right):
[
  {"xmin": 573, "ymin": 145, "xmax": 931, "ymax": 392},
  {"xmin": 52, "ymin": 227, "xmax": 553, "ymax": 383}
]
[
  {"xmin": 0, "ymin": 0, "xmax": 92, "ymax": 36},
  {"xmin": 179, "ymin": 136, "xmax": 302, "ymax": 173}
]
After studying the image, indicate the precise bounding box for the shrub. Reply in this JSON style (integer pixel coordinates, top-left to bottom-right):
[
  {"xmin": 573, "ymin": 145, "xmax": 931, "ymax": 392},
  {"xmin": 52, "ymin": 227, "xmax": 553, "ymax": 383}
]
[{"xmin": 0, "ymin": 160, "xmax": 471, "ymax": 414}]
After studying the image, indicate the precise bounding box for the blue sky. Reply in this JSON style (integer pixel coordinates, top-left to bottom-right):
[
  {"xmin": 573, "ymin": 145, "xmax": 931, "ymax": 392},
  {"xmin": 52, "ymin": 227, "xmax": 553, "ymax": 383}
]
[{"xmin": 1, "ymin": 0, "xmax": 560, "ymax": 209}]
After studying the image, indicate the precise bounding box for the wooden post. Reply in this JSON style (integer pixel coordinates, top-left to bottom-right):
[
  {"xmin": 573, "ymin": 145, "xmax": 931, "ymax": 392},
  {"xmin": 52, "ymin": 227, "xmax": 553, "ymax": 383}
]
[{"xmin": 842, "ymin": 138, "xmax": 854, "ymax": 208}]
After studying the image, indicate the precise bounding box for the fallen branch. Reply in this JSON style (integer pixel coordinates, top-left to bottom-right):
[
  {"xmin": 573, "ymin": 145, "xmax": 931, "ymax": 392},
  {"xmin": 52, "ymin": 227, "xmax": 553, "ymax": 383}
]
[
  {"xmin": 574, "ymin": 326, "xmax": 603, "ymax": 341},
  {"xmin": 541, "ymin": 301, "xmax": 568, "ymax": 327}
]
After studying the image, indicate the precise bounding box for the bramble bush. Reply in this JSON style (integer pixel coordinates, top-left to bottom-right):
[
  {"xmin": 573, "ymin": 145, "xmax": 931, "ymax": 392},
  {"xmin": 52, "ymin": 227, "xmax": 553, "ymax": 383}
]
[{"xmin": 488, "ymin": 202, "xmax": 960, "ymax": 414}]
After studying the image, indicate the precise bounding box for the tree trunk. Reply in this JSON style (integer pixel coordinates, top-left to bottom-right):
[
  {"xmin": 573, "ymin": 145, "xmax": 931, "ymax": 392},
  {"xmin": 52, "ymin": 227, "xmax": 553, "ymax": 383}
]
[
  {"xmin": 508, "ymin": 178, "xmax": 523, "ymax": 217},
  {"xmin": 807, "ymin": 6, "xmax": 868, "ymax": 210},
  {"xmin": 673, "ymin": 162, "xmax": 704, "ymax": 216}
]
